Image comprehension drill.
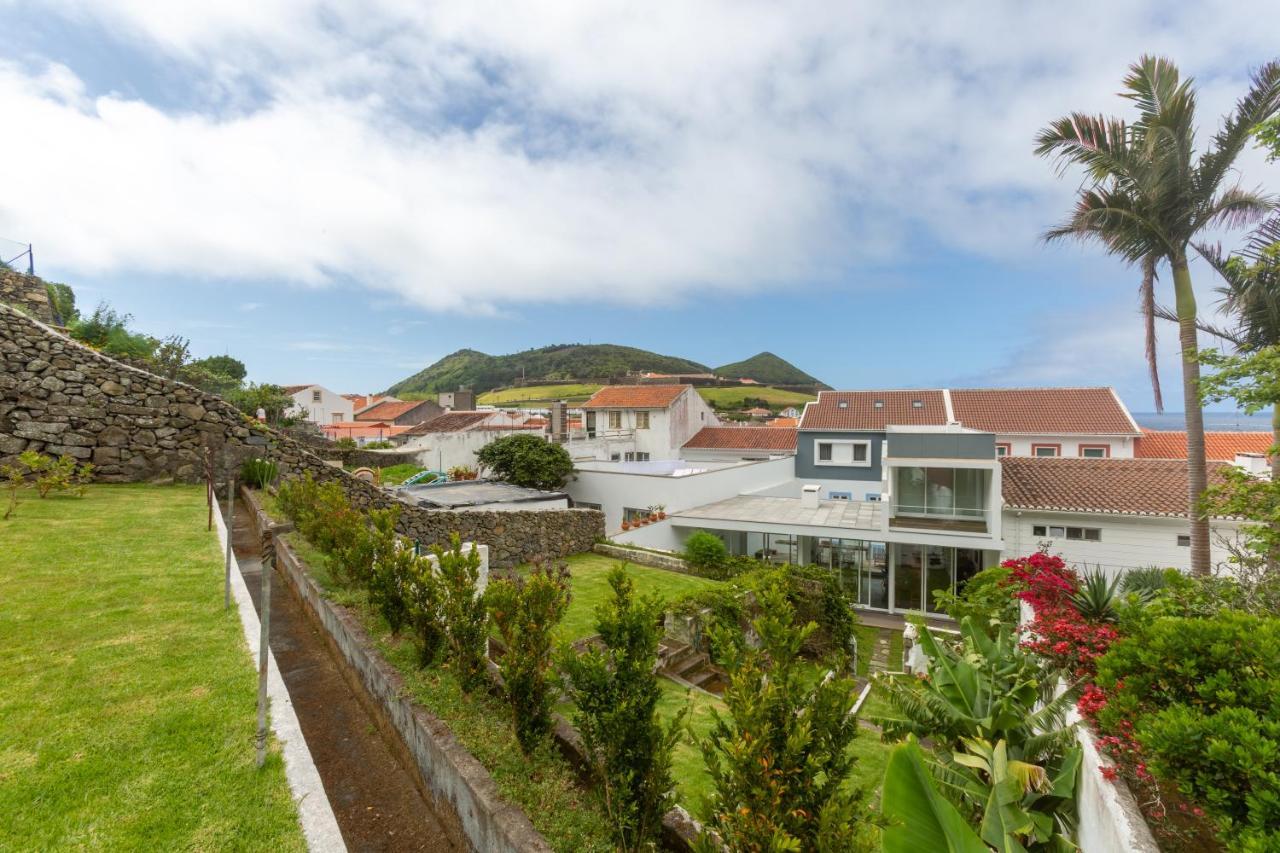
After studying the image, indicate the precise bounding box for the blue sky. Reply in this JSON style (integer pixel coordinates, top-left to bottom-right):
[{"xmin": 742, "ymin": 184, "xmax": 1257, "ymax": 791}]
[{"xmin": 2, "ymin": 2, "xmax": 1279, "ymax": 408}]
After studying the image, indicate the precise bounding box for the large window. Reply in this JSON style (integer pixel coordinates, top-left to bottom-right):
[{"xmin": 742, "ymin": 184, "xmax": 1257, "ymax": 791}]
[
  {"xmin": 812, "ymin": 538, "xmax": 888, "ymax": 609},
  {"xmin": 1079, "ymin": 445, "xmax": 1110, "ymax": 458},
  {"xmin": 745, "ymin": 532, "xmax": 798, "ymax": 566},
  {"xmin": 894, "ymin": 466, "xmax": 987, "ymax": 520},
  {"xmin": 894, "ymin": 545, "xmax": 985, "ymax": 614},
  {"xmin": 636, "ymin": 411, "xmax": 650, "ymax": 429},
  {"xmin": 608, "ymin": 411, "xmax": 622, "ymax": 430},
  {"xmin": 1032, "ymin": 444, "xmax": 1061, "ymax": 457},
  {"xmin": 814, "ymin": 439, "xmax": 871, "ymax": 467}
]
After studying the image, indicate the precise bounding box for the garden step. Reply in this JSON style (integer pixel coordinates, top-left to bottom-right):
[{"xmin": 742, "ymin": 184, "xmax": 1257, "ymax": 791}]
[{"xmin": 867, "ymin": 628, "xmax": 894, "ymax": 674}]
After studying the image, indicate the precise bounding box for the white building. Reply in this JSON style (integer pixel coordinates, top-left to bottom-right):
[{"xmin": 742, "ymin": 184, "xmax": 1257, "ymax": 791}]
[
  {"xmin": 395, "ymin": 411, "xmax": 539, "ymax": 473},
  {"xmin": 575, "ymin": 384, "xmax": 720, "ymax": 462},
  {"xmin": 283, "ymin": 384, "xmax": 354, "ymax": 425}
]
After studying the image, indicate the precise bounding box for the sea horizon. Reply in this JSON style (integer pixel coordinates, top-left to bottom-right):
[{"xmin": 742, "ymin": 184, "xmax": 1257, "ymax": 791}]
[{"xmin": 1131, "ymin": 411, "xmax": 1272, "ymax": 431}]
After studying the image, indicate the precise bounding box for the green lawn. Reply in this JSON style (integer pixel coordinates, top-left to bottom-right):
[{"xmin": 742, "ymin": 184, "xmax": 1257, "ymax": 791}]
[
  {"xmin": 695, "ymin": 386, "xmax": 816, "ymax": 410},
  {"xmin": 0, "ymin": 485, "xmax": 304, "ymax": 851},
  {"xmin": 547, "ymin": 553, "xmax": 724, "ymax": 642},
  {"xmin": 479, "ymin": 383, "xmax": 603, "ymax": 405},
  {"xmin": 377, "ymin": 463, "xmax": 430, "ymax": 485}
]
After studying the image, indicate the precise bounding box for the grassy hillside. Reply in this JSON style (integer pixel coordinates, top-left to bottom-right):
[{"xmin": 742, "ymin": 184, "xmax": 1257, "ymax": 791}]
[
  {"xmin": 714, "ymin": 351, "xmax": 826, "ymax": 388},
  {"xmin": 386, "ymin": 344, "xmax": 710, "ymax": 396},
  {"xmin": 478, "ymin": 383, "xmax": 603, "ymax": 405},
  {"xmin": 698, "ymin": 386, "xmax": 816, "ymax": 410}
]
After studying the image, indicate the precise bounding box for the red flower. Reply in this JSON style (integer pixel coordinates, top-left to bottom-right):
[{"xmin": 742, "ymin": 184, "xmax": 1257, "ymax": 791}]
[{"xmin": 1100, "ymin": 766, "xmax": 1119, "ymax": 782}]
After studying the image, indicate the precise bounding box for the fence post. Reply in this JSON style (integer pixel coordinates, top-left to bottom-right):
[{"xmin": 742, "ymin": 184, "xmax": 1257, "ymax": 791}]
[{"xmin": 223, "ymin": 448, "xmax": 236, "ymax": 610}]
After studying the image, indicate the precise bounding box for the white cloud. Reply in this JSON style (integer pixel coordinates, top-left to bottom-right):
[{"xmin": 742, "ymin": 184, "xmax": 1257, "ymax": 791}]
[{"xmin": 1, "ymin": 1, "xmax": 1279, "ymax": 313}]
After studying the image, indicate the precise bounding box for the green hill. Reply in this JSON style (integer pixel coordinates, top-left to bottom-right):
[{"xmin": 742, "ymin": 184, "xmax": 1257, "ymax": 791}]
[
  {"xmin": 713, "ymin": 352, "xmax": 826, "ymax": 388},
  {"xmin": 386, "ymin": 344, "xmax": 711, "ymax": 396}
]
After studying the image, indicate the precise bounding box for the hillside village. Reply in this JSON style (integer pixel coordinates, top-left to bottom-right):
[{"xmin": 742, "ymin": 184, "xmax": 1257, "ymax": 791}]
[{"xmin": 4, "ymin": 22, "xmax": 1280, "ymax": 853}]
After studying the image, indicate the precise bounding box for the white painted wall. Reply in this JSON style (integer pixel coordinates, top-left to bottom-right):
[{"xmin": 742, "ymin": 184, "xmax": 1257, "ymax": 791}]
[
  {"xmin": 997, "ymin": 434, "xmax": 1137, "ymax": 459},
  {"xmin": 568, "ymin": 456, "xmax": 794, "ymax": 533},
  {"xmin": 401, "ymin": 427, "xmax": 543, "ymax": 473},
  {"xmin": 1000, "ymin": 510, "xmax": 1240, "ymax": 574},
  {"xmin": 586, "ymin": 388, "xmax": 720, "ymax": 462},
  {"xmin": 288, "ymin": 385, "xmax": 354, "ymax": 425}
]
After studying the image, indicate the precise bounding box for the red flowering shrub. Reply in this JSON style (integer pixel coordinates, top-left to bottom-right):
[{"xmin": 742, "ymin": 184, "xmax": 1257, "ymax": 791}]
[{"xmin": 1002, "ymin": 552, "xmax": 1078, "ymax": 612}]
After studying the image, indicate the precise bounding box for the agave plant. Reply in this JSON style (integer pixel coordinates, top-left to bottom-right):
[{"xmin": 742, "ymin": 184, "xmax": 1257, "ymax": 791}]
[
  {"xmin": 1068, "ymin": 568, "xmax": 1121, "ymax": 622},
  {"xmin": 1119, "ymin": 566, "xmax": 1172, "ymax": 600},
  {"xmin": 873, "ymin": 617, "xmax": 1077, "ymax": 766}
]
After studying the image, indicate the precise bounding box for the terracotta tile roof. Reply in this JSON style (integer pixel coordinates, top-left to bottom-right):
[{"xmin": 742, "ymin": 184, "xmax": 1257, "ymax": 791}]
[
  {"xmin": 1000, "ymin": 457, "xmax": 1234, "ymax": 518},
  {"xmin": 581, "ymin": 385, "xmax": 688, "ymax": 409},
  {"xmin": 281, "ymin": 384, "xmax": 315, "ymax": 395},
  {"xmin": 799, "ymin": 390, "xmax": 949, "ymax": 430},
  {"xmin": 949, "ymin": 387, "xmax": 1140, "ymax": 435},
  {"xmin": 1135, "ymin": 429, "xmax": 1274, "ymax": 461},
  {"xmin": 320, "ymin": 423, "xmax": 410, "ymax": 439},
  {"xmin": 683, "ymin": 426, "xmax": 798, "ymax": 452},
  {"xmin": 356, "ymin": 400, "xmax": 433, "ymax": 422},
  {"xmin": 400, "ymin": 411, "xmax": 495, "ymax": 435},
  {"xmin": 769, "ymin": 417, "xmax": 799, "ymax": 428}
]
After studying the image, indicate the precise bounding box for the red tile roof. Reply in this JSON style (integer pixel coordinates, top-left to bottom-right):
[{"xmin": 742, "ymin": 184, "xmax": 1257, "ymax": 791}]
[
  {"xmin": 400, "ymin": 411, "xmax": 496, "ymax": 435},
  {"xmin": 1135, "ymin": 430, "xmax": 1274, "ymax": 461},
  {"xmin": 799, "ymin": 390, "xmax": 949, "ymax": 430},
  {"xmin": 769, "ymin": 417, "xmax": 799, "ymax": 428},
  {"xmin": 1000, "ymin": 457, "xmax": 1234, "ymax": 518},
  {"xmin": 949, "ymin": 387, "xmax": 1140, "ymax": 435},
  {"xmin": 320, "ymin": 423, "xmax": 410, "ymax": 439},
  {"xmin": 281, "ymin": 384, "xmax": 316, "ymax": 395},
  {"xmin": 683, "ymin": 427, "xmax": 798, "ymax": 452},
  {"xmin": 355, "ymin": 400, "xmax": 433, "ymax": 422},
  {"xmin": 582, "ymin": 385, "xmax": 689, "ymax": 409}
]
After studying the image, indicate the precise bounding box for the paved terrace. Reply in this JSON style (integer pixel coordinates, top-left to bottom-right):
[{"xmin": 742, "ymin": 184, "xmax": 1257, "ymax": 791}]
[{"xmin": 673, "ymin": 494, "xmax": 882, "ymax": 531}]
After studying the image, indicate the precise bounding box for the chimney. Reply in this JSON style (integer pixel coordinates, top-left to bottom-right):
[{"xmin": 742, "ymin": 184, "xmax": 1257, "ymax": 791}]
[
  {"xmin": 550, "ymin": 400, "xmax": 568, "ymax": 440},
  {"xmin": 1235, "ymin": 452, "xmax": 1269, "ymax": 476},
  {"xmin": 800, "ymin": 484, "xmax": 821, "ymax": 509}
]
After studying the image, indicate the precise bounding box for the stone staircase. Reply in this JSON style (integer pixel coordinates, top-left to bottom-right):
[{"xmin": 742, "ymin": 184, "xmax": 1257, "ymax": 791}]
[{"xmin": 657, "ymin": 638, "xmax": 726, "ymax": 694}]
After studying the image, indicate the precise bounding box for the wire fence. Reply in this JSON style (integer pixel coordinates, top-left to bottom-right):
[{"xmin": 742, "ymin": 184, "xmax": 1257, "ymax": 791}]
[{"xmin": 0, "ymin": 236, "xmax": 34, "ymax": 274}]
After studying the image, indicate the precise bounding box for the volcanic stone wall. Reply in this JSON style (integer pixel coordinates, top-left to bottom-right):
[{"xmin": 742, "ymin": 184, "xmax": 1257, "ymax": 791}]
[
  {"xmin": 0, "ymin": 302, "xmax": 602, "ymax": 565},
  {"xmin": 0, "ymin": 269, "xmax": 54, "ymax": 324}
]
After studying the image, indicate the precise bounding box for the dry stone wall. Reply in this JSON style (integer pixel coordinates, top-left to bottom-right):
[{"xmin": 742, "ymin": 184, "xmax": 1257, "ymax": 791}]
[
  {"xmin": 0, "ymin": 302, "xmax": 602, "ymax": 565},
  {"xmin": 0, "ymin": 269, "xmax": 54, "ymax": 324}
]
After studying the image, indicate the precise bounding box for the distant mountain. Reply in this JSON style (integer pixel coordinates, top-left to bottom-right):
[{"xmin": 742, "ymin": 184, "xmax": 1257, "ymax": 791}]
[
  {"xmin": 386, "ymin": 344, "xmax": 712, "ymax": 396},
  {"xmin": 714, "ymin": 352, "xmax": 827, "ymax": 388}
]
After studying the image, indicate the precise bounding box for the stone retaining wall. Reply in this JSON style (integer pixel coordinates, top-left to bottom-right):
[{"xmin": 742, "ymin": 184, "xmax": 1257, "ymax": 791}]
[
  {"xmin": 1, "ymin": 302, "xmax": 603, "ymax": 566},
  {"xmin": 0, "ymin": 269, "xmax": 53, "ymax": 324},
  {"xmin": 593, "ymin": 541, "xmax": 695, "ymax": 574}
]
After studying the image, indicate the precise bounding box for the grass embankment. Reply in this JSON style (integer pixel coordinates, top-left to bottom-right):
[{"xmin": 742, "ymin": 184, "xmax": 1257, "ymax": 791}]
[
  {"xmin": 478, "ymin": 383, "xmax": 603, "ymax": 405},
  {"xmin": 477, "ymin": 382, "xmax": 815, "ymax": 410},
  {"xmin": 695, "ymin": 386, "xmax": 816, "ymax": 410},
  {"xmin": 258, "ymin": 493, "xmax": 614, "ymax": 851},
  {"xmin": 0, "ymin": 485, "xmax": 304, "ymax": 851}
]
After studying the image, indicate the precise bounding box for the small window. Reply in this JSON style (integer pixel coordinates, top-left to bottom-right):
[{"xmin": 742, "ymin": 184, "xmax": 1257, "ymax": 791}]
[
  {"xmin": 995, "ymin": 443, "xmax": 1011, "ymax": 457},
  {"xmin": 911, "ymin": 400, "xmax": 923, "ymax": 408},
  {"xmin": 636, "ymin": 411, "xmax": 650, "ymax": 429},
  {"xmin": 1033, "ymin": 525, "xmax": 1047, "ymax": 537},
  {"xmin": 624, "ymin": 452, "xmax": 650, "ymax": 462},
  {"xmin": 865, "ymin": 492, "xmax": 881, "ymax": 502},
  {"xmin": 1033, "ymin": 444, "xmax": 1060, "ymax": 457},
  {"xmin": 818, "ymin": 442, "xmax": 833, "ymax": 461},
  {"xmin": 609, "ymin": 452, "xmax": 621, "ymax": 461},
  {"xmin": 312, "ymin": 389, "xmax": 322, "ymax": 402},
  {"xmin": 838, "ymin": 401, "xmax": 849, "ymax": 408},
  {"xmin": 331, "ymin": 413, "xmax": 344, "ymax": 423},
  {"xmin": 873, "ymin": 400, "xmax": 884, "ymax": 408},
  {"xmin": 623, "ymin": 507, "xmax": 648, "ymax": 523},
  {"xmin": 852, "ymin": 443, "xmax": 868, "ymax": 462},
  {"xmin": 829, "ymin": 491, "xmax": 852, "ymax": 501},
  {"xmin": 1049, "ymin": 526, "xmax": 1066, "ymax": 537},
  {"xmin": 608, "ymin": 411, "xmax": 622, "ymax": 430},
  {"xmin": 1177, "ymin": 535, "xmax": 1191, "ymax": 547},
  {"xmin": 1079, "ymin": 445, "xmax": 1110, "ymax": 458},
  {"xmin": 576, "ymin": 501, "xmax": 602, "ymax": 511}
]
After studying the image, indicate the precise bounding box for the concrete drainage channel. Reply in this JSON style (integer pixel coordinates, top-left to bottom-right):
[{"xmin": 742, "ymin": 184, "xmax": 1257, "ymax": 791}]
[{"xmin": 229, "ymin": 499, "xmax": 460, "ymax": 852}]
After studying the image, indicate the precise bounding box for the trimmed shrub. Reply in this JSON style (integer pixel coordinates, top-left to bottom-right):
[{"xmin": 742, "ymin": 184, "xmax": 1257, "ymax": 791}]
[
  {"xmin": 433, "ymin": 535, "xmax": 489, "ymax": 692},
  {"xmin": 682, "ymin": 530, "xmax": 728, "ymax": 576}
]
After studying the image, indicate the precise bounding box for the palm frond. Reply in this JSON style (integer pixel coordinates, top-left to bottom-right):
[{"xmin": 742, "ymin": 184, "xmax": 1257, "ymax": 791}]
[
  {"xmin": 1200, "ymin": 185, "xmax": 1275, "ymax": 232},
  {"xmin": 1196, "ymin": 60, "xmax": 1280, "ymax": 199},
  {"xmin": 1153, "ymin": 302, "xmax": 1244, "ymax": 344}
]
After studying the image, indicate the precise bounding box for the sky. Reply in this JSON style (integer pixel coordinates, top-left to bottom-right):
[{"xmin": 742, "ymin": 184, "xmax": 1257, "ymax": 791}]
[{"xmin": 2, "ymin": 2, "xmax": 1280, "ymax": 409}]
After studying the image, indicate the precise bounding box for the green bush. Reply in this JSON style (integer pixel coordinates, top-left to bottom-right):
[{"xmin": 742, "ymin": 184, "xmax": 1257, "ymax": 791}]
[
  {"xmin": 1095, "ymin": 612, "xmax": 1280, "ymax": 849},
  {"xmin": 476, "ymin": 433, "xmax": 574, "ymax": 489},
  {"xmin": 433, "ymin": 536, "xmax": 489, "ymax": 692},
  {"xmin": 239, "ymin": 457, "xmax": 278, "ymax": 489},
  {"xmin": 486, "ymin": 562, "xmax": 572, "ymax": 753},
  {"xmin": 363, "ymin": 440, "xmax": 395, "ymax": 449},
  {"xmin": 335, "ymin": 437, "xmax": 357, "ymax": 449},
  {"xmin": 560, "ymin": 566, "xmax": 685, "ymax": 852},
  {"xmin": 402, "ymin": 547, "xmax": 446, "ymax": 668},
  {"xmin": 682, "ymin": 530, "xmax": 728, "ymax": 575},
  {"xmin": 930, "ymin": 565, "xmax": 1018, "ymax": 633},
  {"xmin": 364, "ymin": 508, "xmax": 409, "ymax": 632}
]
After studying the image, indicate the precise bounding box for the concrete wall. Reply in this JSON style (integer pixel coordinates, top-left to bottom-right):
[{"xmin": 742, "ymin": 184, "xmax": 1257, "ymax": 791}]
[
  {"xmin": 0, "ymin": 268, "xmax": 54, "ymax": 324},
  {"xmin": 1001, "ymin": 510, "xmax": 1239, "ymax": 575},
  {"xmin": 795, "ymin": 430, "xmax": 884, "ymax": 482},
  {"xmin": 997, "ymin": 434, "xmax": 1136, "ymax": 459},
  {"xmin": 887, "ymin": 431, "xmax": 994, "ymax": 459},
  {"xmin": 401, "ymin": 427, "xmax": 543, "ymax": 474},
  {"xmin": 568, "ymin": 456, "xmax": 794, "ymax": 533}
]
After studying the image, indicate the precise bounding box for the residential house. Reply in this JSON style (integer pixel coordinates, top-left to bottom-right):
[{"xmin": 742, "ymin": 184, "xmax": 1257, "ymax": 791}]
[
  {"xmin": 437, "ymin": 388, "xmax": 476, "ymax": 410},
  {"xmin": 355, "ymin": 398, "xmax": 444, "ymax": 426},
  {"xmin": 394, "ymin": 410, "xmax": 537, "ymax": 472},
  {"xmin": 742, "ymin": 406, "xmax": 772, "ymax": 420},
  {"xmin": 284, "ymin": 384, "xmax": 354, "ymax": 425},
  {"xmin": 343, "ymin": 393, "xmax": 396, "ymax": 412},
  {"xmin": 570, "ymin": 385, "xmax": 1244, "ymax": 618},
  {"xmin": 320, "ymin": 421, "xmax": 411, "ymax": 446},
  {"xmin": 778, "ymin": 406, "xmax": 801, "ymax": 419},
  {"xmin": 578, "ymin": 384, "xmax": 720, "ymax": 462},
  {"xmin": 681, "ymin": 426, "xmax": 797, "ymax": 461},
  {"xmin": 769, "ymin": 417, "xmax": 799, "ymax": 429},
  {"xmin": 1135, "ymin": 429, "xmax": 1273, "ymax": 461}
]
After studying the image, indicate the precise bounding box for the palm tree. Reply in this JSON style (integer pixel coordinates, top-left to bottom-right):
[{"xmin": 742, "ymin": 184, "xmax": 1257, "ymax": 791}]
[{"xmin": 1035, "ymin": 56, "xmax": 1280, "ymax": 575}]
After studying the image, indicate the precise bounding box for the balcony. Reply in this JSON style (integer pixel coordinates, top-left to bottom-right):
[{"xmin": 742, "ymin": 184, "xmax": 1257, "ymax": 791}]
[{"xmin": 888, "ymin": 512, "xmax": 989, "ymax": 534}]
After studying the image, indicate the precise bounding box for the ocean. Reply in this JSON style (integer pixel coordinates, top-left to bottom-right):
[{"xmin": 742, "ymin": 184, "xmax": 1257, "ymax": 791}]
[{"xmin": 1132, "ymin": 411, "xmax": 1272, "ymax": 431}]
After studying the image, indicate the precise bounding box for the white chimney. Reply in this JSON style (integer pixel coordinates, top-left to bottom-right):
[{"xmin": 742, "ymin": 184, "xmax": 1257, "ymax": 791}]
[
  {"xmin": 801, "ymin": 484, "xmax": 822, "ymax": 509},
  {"xmin": 1235, "ymin": 452, "xmax": 1269, "ymax": 476}
]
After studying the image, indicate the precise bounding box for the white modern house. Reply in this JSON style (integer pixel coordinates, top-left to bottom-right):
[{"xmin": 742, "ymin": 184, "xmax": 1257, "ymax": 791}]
[
  {"xmin": 283, "ymin": 384, "xmax": 354, "ymax": 425},
  {"xmin": 573, "ymin": 386, "xmax": 1244, "ymax": 617}
]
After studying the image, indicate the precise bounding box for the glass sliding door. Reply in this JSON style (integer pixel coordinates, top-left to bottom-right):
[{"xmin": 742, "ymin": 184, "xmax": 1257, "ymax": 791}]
[
  {"xmin": 893, "ymin": 545, "xmax": 924, "ymax": 612},
  {"xmin": 891, "ymin": 544, "xmax": 967, "ymax": 615},
  {"xmin": 925, "ymin": 469, "xmax": 954, "ymax": 516},
  {"xmin": 924, "ymin": 546, "xmax": 953, "ymax": 613},
  {"xmin": 895, "ymin": 467, "xmax": 927, "ymax": 516}
]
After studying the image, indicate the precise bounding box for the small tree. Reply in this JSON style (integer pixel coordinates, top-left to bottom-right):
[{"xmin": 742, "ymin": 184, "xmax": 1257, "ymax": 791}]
[
  {"xmin": 476, "ymin": 433, "xmax": 574, "ymax": 490},
  {"xmin": 560, "ymin": 565, "xmax": 685, "ymax": 852},
  {"xmin": 403, "ymin": 550, "xmax": 446, "ymax": 667},
  {"xmin": 434, "ymin": 535, "xmax": 489, "ymax": 692},
  {"xmin": 365, "ymin": 508, "xmax": 410, "ymax": 632},
  {"xmin": 683, "ymin": 530, "xmax": 728, "ymax": 575},
  {"xmin": 698, "ymin": 584, "xmax": 876, "ymax": 852},
  {"xmin": 486, "ymin": 561, "xmax": 572, "ymax": 752}
]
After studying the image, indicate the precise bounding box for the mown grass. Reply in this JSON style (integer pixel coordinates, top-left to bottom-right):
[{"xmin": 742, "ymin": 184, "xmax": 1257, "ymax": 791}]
[
  {"xmin": 259, "ymin": 494, "xmax": 614, "ymax": 851},
  {"xmin": 478, "ymin": 383, "xmax": 603, "ymax": 405},
  {"xmin": 376, "ymin": 463, "xmax": 429, "ymax": 485},
  {"xmin": 0, "ymin": 484, "xmax": 304, "ymax": 851},
  {"xmin": 695, "ymin": 386, "xmax": 816, "ymax": 410}
]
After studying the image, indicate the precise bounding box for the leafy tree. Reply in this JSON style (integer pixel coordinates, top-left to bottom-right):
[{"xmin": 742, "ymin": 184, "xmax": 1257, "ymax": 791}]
[
  {"xmin": 1035, "ymin": 56, "xmax": 1280, "ymax": 575},
  {"xmin": 486, "ymin": 561, "xmax": 572, "ymax": 753},
  {"xmin": 560, "ymin": 566, "xmax": 684, "ymax": 852},
  {"xmin": 434, "ymin": 535, "xmax": 489, "ymax": 692},
  {"xmin": 403, "ymin": 547, "xmax": 446, "ymax": 667},
  {"xmin": 697, "ymin": 584, "xmax": 875, "ymax": 852},
  {"xmin": 476, "ymin": 433, "xmax": 574, "ymax": 490},
  {"xmin": 682, "ymin": 529, "xmax": 728, "ymax": 574},
  {"xmin": 151, "ymin": 335, "xmax": 191, "ymax": 380},
  {"xmin": 930, "ymin": 566, "xmax": 1019, "ymax": 635},
  {"xmin": 1200, "ymin": 465, "xmax": 1280, "ymax": 608},
  {"xmin": 226, "ymin": 382, "xmax": 294, "ymax": 423},
  {"xmin": 44, "ymin": 282, "xmax": 77, "ymax": 325},
  {"xmin": 190, "ymin": 354, "xmax": 247, "ymax": 383}
]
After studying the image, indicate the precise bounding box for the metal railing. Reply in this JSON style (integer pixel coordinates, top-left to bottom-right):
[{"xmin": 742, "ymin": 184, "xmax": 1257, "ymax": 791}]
[{"xmin": 0, "ymin": 237, "xmax": 33, "ymax": 275}]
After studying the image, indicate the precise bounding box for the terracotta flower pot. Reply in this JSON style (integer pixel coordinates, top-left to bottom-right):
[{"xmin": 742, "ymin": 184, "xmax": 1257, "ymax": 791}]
[
  {"xmin": 658, "ymin": 512, "xmax": 667, "ymax": 520},
  {"xmin": 621, "ymin": 521, "xmax": 632, "ymax": 531},
  {"xmin": 649, "ymin": 513, "xmax": 658, "ymax": 522}
]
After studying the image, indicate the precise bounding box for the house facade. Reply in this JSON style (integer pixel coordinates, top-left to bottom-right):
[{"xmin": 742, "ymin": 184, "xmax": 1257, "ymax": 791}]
[
  {"xmin": 575, "ymin": 385, "xmax": 1243, "ymax": 618},
  {"xmin": 283, "ymin": 384, "xmax": 354, "ymax": 425},
  {"xmin": 575, "ymin": 384, "xmax": 720, "ymax": 462},
  {"xmin": 355, "ymin": 398, "xmax": 444, "ymax": 426}
]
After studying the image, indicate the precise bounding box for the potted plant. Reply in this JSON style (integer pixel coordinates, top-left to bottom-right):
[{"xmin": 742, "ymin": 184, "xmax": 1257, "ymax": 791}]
[
  {"xmin": 656, "ymin": 504, "xmax": 667, "ymax": 520},
  {"xmin": 621, "ymin": 520, "xmax": 632, "ymax": 531}
]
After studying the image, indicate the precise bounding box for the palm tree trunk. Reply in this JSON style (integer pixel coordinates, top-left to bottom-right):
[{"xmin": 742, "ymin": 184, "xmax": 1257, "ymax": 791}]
[{"xmin": 1173, "ymin": 259, "xmax": 1211, "ymax": 576}]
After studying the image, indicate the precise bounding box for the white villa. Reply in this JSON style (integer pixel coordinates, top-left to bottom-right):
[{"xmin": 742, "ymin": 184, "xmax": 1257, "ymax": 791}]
[{"xmin": 283, "ymin": 384, "xmax": 354, "ymax": 425}]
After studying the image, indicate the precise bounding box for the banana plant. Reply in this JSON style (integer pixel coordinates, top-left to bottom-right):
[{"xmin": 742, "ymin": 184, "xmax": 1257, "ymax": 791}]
[{"xmin": 882, "ymin": 736, "xmax": 1082, "ymax": 853}]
